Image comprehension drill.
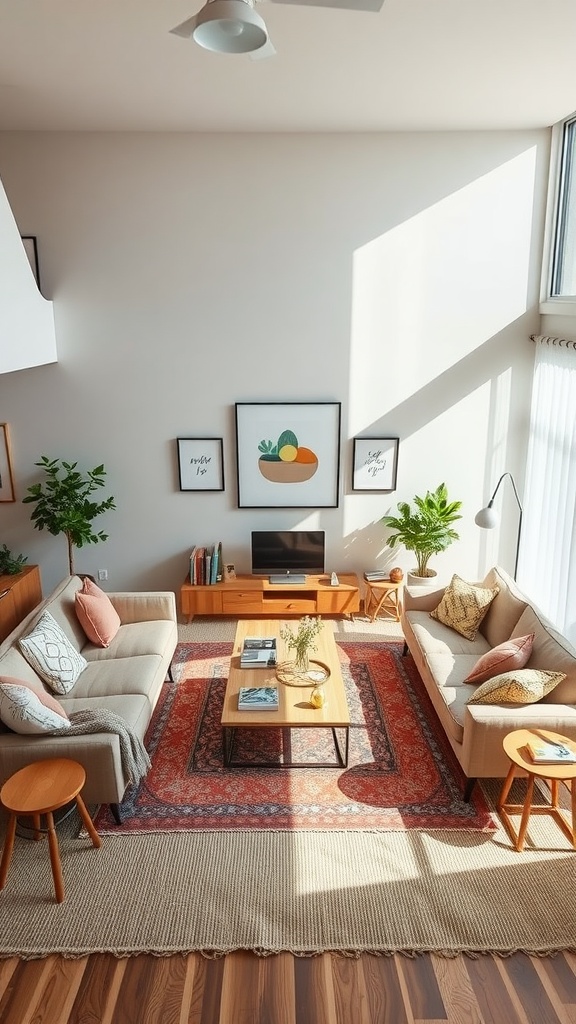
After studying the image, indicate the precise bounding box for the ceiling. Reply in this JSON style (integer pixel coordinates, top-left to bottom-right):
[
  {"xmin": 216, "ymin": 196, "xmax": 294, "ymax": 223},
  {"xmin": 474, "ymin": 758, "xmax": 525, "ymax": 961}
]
[{"xmin": 1, "ymin": 0, "xmax": 576, "ymax": 133}]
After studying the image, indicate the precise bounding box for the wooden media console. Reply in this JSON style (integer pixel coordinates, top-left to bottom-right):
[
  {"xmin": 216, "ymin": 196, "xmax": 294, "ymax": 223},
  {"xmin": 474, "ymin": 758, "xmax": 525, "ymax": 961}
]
[{"xmin": 180, "ymin": 573, "xmax": 360, "ymax": 621}]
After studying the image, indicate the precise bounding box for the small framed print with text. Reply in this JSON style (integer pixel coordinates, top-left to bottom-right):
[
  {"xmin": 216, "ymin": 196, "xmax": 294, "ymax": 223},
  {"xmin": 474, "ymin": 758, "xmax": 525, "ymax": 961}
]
[
  {"xmin": 352, "ymin": 437, "xmax": 399, "ymax": 491},
  {"xmin": 177, "ymin": 438, "xmax": 224, "ymax": 492}
]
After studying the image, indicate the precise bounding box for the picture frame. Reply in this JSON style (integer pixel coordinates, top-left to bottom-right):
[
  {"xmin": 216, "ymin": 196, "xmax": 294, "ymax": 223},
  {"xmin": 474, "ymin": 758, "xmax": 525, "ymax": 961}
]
[
  {"xmin": 21, "ymin": 236, "xmax": 41, "ymax": 290},
  {"xmin": 352, "ymin": 437, "xmax": 399, "ymax": 491},
  {"xmin": 0, "ymin": 424, "xmax": 15, "ymax": 502},
  {"xmin": 235, "ymin": 402, "xmax": 341, "ymax": 509},
  {"xmin": 177, "ymin": 437, "xmax": 224, "ymax": 492}
]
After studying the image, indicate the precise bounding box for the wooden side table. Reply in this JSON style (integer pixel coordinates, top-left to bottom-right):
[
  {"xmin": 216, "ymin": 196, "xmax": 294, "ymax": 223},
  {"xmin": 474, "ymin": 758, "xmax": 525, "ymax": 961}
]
[
  {"xmin": 364, "ymin": 579, "xmax": 403, "ymax": 622},
  {"xmin": 0, "ymin": 758, "xmax": 101, "ymax": 903},
  {"xmin": 497, "ymin": 729, "xmax": 576, "ymax": 852}
]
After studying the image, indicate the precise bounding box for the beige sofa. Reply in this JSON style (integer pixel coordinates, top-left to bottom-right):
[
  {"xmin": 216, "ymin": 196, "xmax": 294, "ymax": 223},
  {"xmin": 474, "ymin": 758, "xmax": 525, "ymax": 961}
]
[
  {"xmin": 401, "ymin": 565, "xmax": 576, "ymax": 798},
  {"xmin": 0, "ymin": 575, "xmax": 178, "ymax": 820}
]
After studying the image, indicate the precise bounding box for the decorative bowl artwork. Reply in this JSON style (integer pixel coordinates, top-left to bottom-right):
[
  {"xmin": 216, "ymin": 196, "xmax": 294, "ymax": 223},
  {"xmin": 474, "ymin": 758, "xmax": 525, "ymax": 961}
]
[
  {"xmin": 258, "ymin": 429, "xmax": 318, "ymax": 484},
  {"xmin": 389, "ymin": 567, "xmax": 404, "ymax": 582}
]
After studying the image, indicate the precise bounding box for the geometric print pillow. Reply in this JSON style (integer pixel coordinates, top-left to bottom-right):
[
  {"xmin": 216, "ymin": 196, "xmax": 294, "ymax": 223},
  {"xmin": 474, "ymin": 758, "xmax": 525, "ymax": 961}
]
[
  {"xmin": 18, "ymin": 610, "xmax": 87, "ymax": 694},
  {"xmin": 430, "ymin": 574, "xmax": 499, "ymax": 641},
  {"xmin": 467, "ymin": 668, "xmax": 566, "ymax": 705}
]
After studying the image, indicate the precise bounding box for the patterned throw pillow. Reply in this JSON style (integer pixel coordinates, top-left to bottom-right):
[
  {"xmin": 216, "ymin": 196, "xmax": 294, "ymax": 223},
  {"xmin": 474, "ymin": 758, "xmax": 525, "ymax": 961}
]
[
  {"xmin": 0, "ymin": 680, "xmax": 70, "ymax": 734},
  {"xmin": 430, "ymin": 574, "xmax": 499, "ymax": 641},
  {"xmin": 467, "ymin": 669, "xmax": 566, "ymax": 705},
  {"xmin": 464, "ymin": 633, "xmax": 535, "ymax": 684},
  {"xmin": 75, "ymin": 576, "xmax": 120, "ymax": 647},
  {"xmin": 19, "ymin": 610, "xmax": 87, "ymax": 694}
]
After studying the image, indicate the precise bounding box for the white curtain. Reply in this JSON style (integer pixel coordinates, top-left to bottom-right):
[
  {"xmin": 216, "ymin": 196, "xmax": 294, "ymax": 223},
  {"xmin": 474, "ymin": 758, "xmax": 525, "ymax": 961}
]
[{"xmin": 517, "ymin": 335, "xmax": 576, "ymax": 644}]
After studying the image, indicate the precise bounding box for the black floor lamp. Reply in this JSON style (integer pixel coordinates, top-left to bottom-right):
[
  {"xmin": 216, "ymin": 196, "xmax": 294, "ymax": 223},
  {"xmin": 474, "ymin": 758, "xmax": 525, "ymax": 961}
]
[{"xmin": 474, "ymin": 472, "xmax": 523, "ymax": 580}]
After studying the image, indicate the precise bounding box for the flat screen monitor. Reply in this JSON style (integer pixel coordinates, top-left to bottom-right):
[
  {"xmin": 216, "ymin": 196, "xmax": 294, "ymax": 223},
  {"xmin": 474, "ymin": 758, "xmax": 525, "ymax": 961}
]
[{"xmin": 251, "ymin": 530, "xmax": 325, "ymax": 577}]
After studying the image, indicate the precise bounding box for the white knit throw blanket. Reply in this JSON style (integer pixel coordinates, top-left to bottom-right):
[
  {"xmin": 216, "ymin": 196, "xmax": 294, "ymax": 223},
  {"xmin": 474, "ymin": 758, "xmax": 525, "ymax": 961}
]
[{"xmin": 49, "ymin": 709, "xmax": 151, "ymax": 786}]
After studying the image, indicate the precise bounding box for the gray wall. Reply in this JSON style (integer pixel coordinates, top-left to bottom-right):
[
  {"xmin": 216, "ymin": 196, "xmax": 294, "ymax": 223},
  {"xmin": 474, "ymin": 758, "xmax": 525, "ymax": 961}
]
[{"xmin": 0, "ymin": 131, "xmax": 549, "ymax": 596}]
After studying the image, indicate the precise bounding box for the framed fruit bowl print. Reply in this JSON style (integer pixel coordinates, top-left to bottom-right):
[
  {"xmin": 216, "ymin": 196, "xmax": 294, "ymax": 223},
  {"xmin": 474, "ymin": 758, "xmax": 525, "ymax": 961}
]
[
  {"xmin": 177, "ymin": 437, "xmax": 224, "ymax": 492},
  {"xmin": 352, "ymin": 437, "xmax": 399, "ymax": 491},
  {"xmin": 235, "ymin": 402, "xmax": 341, "ymax": 508}
]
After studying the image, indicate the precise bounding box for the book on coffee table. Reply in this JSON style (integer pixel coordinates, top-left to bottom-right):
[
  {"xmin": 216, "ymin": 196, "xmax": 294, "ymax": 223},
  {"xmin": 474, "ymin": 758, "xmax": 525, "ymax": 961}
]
[
  {"xmin": 238, "ymin": 686, "xmax": 279, "ymax": 711},
  {"xmin": 240, "ymin": 637, "xmax": 277, "ymax": 668}
]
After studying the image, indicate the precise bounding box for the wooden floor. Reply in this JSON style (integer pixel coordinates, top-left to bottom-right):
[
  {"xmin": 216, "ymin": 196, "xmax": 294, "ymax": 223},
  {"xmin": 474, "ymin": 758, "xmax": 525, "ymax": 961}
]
[{"xmin": 0, "ymin": 949, "xmax": 575, "ymax": 1023}]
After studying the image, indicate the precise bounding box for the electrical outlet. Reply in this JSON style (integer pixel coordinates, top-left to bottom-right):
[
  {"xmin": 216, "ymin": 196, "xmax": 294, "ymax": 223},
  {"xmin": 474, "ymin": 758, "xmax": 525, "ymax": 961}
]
[{"xmin": 98, "ymin": 569, "xmax": 108, "ymax": 581}]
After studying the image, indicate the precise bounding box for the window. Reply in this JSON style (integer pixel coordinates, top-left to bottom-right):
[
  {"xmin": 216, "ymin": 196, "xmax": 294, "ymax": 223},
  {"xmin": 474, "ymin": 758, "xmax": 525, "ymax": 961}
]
[{"xmin": 546, "ymin": 113, "xmax": 576, "ymax": 302}]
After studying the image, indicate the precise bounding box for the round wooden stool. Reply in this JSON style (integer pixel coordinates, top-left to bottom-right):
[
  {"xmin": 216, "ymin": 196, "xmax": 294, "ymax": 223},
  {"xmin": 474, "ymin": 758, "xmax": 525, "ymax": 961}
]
[
  {"xmin": 497, "ymin": 729, "xmax": 576, "ymax": 852},
  {"xmin": 364, "ymin": 579, "xmax": 403, "ymax": 622},
  {"xmin": 0, "ymin": 758, "xmax": 101, "ymax": 903}
]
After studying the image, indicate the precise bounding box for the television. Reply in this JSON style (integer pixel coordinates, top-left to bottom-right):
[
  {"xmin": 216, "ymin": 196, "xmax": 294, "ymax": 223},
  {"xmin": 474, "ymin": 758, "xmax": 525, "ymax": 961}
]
[{"xmin": 251, "ymin": 530, "xmax": 325, "ymax": 579}]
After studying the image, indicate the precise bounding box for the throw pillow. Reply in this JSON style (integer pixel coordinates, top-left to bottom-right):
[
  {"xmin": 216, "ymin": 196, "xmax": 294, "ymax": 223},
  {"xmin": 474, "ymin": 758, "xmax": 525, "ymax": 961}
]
[
  {"xmin": 464, "ymin": 633, "xmax": 535, "ymax": 684},
  {"xmin": 19, "ymin": 610, "xmax": 87, "ymax": 694},
  {"xmin": 0, "ymin": 679, "xmax": 70, "ymax": 734},
  {"xmin": 467, "ymin": 668, "xmax": 566, "ymax": 705},
  {"xmin": 75, "ymin": 576, "xmax": 120, "ymax": 648},
  {"xmin": 430, "ymin": 574, "xmax": 499, "ymax": 641}
]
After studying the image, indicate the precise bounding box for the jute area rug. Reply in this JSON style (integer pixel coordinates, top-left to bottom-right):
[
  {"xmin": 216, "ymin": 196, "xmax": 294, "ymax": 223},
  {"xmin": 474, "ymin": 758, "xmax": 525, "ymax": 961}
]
[{"xmin": 0, "ymin": 623, "xmax": 574, "ymax": 959}]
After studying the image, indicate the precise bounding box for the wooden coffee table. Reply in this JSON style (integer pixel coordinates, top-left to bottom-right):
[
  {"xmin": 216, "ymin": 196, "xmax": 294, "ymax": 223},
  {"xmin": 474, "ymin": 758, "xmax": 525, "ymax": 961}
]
[{"xmin": 221, "ymin": 619, "xmax": 350, "ymax": 769}]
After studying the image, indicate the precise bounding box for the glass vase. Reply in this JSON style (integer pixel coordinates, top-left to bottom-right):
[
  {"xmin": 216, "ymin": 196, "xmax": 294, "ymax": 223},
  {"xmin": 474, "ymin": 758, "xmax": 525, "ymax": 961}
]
[{"xmin": 294, "ymin": 648, "xmax": 309, "ymax": 675}]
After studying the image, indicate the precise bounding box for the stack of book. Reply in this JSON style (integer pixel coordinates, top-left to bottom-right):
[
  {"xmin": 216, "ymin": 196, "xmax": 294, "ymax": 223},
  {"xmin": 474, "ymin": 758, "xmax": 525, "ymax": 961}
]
[
  {"xmin": 526, "ymin": 739, "xmax": 576, "ymax": 764},
  {"xmin": 189, "ymin": 541, "xmax": 223, "ymax": 585},
  {"xmin": 237, "ymin": 686, "xmax": 279, "ymax": 711},
  {"xmin": 240, "ymin": 637, "xmax": 277, "ymax": 668},
  {"xmin": 364, "ymin": 571, "xmax": 391, "ymax": 582}
]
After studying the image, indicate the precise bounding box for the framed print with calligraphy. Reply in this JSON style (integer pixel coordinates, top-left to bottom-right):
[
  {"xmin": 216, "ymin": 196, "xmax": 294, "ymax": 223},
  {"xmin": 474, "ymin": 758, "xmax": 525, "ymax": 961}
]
[
  {"xmin": 352, "ymin": 437, "xmax": 399, "ymax": 491},
  {"xmin": 177, "ymin": 438, "xmax": 224, "ymax": 492}
]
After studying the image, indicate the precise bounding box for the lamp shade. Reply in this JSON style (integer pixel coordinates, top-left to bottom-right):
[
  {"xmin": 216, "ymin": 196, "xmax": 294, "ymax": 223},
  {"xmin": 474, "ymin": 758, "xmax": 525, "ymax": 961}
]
[
  {"xmin": 193, "ymin": 0, "xmax": 268, "ymax": 53},
  {"xmin": 475, "ymin": 506, "xmax": 499, "ymax": 529}
]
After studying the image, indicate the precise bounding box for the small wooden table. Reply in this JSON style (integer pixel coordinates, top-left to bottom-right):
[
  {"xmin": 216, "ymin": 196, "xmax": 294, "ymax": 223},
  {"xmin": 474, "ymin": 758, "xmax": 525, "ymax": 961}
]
[
  {"xmin": 364, "ymin": 579, "xmax": 403, "ymax": 622},
  {"xmin": 497, "ymin": 729, "xmax": 576, "ymax": 852},
  {"xmin": 0, "ymin": 758, "xmax": 101, "ymax": 903},
  {"xmin": 221, "ymin": 619, "xmax": 350, "ymax": 769}
]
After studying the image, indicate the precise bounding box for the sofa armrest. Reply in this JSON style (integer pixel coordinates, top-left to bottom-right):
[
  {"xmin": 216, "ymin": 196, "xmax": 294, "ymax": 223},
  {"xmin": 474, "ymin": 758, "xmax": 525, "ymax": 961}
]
[
  {"xmin": 402, "ymin": 585, "xmax": 445, "ymax": 613},
  {"xmin": 108, "ymin": 591, "xmax": 177, "ymax": 624}
]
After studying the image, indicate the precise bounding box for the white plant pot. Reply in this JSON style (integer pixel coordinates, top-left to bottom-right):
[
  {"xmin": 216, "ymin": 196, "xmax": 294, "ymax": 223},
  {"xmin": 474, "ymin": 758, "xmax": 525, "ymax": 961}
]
[{"xmin": 407, "ymin": 569, "xmax": 438, "ymax": 587}]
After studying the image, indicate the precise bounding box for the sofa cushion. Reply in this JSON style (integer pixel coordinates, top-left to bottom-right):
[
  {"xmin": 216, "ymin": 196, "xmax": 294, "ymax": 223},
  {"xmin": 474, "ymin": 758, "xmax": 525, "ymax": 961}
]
[
  {"xmin": 430, "ymin": 574, "xmax": 499, "ymax": 641},
  {"xmin": 467, "ymin": 669, "xmax": 566, "ymax": 706},
  {"xmin": 479, "ymin": 567, "xmax": 528, "ymax": 647},
  {"xmin": 19, "ymin": 610, "xmax": 87, "ymax": 694},
  {"xmin": 463, "ymin": 634, "xmax": 535, "ymax": 685},
  {"xmin": 512, "ymin": 605, "xmax": 576, "ymax": 704},
  {"xmin": 406, "ymin": 612, "xmax": 491, "ymax": 657},
  {"xmin": 81, "ymin": 620, "xmax": 176, "ymax": 662},
  {"xmin": 75, "ymin": 577, "xmax": 121, "ymax": 648},
  {"xmin": 70, "ymin": 654, "xmax": 164, "ymax": 702},
  {"xmin": 0, "ymin": 679, "xmax": 70, "ymax": 734}
]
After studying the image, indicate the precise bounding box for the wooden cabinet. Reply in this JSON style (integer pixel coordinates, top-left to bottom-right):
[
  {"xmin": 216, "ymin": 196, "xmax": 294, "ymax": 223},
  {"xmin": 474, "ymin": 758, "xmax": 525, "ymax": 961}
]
[
  {"xmin": 180, "ymin": 573, "xmax": 360, "ymax": 622},
  {"xmin": 0, "ymin": 565, "xmax": 42, "ymax": 643}
]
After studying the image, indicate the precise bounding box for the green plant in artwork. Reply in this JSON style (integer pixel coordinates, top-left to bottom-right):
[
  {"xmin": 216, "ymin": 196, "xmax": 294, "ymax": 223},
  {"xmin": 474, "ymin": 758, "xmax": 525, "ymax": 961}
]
[
  {"xmin": 23, "ymin": 456, "xmax": 116, "ymax": 576},
  {"xmin": 257, "ymin": 428, "xmax": 319, "ymax": 483},
  {"xmin": 0, "ymin": 544, "xmax": 28, "ymax": 575}
]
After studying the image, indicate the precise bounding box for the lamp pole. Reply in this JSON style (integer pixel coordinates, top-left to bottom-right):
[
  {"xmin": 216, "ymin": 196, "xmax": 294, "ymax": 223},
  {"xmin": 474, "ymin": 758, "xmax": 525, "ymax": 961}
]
[{"xmin": 476, "ymin": 472, "xmax": 523, "ymax": 580}]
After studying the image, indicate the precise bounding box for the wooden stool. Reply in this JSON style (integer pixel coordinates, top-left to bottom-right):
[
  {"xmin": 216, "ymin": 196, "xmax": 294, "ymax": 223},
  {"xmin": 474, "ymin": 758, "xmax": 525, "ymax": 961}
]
[
  {"xmin": 364, "ymin": 579, "xmax": 403, "ymax": 622},
  {"xmin": 0, "ymin": 758, "xmax": 101, "ymax": 903},
  {"xmin": 497, "ymin": 729, "xmax": 576, "ymax": 852}
]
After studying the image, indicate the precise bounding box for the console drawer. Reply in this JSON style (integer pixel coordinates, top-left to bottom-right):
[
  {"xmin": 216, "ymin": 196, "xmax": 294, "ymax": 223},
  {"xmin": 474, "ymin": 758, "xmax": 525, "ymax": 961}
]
[
  {"xmin": 262, "ymin": 597, "xmax": 317, "ymax": 615},
  {"xmin": 222, "ymin": 591, "xmax": 265, "ymax": 614}
]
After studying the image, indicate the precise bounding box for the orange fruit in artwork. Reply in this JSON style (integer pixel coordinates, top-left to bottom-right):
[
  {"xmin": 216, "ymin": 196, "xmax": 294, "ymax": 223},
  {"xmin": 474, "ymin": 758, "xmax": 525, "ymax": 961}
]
[{"xmin": 294, "ymin": 447, "xmax": 317, "ymax": 464}]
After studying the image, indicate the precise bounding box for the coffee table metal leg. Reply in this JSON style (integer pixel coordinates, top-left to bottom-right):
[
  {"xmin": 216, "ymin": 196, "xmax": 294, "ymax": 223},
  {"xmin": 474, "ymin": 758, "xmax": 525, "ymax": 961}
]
[
  {"xmin": 222, "ymin": 727, "xmax": 236, "ymax": 768},
  {"xmin": 332, "ymin": 727, "xmax": 349, "ymax": 768}
]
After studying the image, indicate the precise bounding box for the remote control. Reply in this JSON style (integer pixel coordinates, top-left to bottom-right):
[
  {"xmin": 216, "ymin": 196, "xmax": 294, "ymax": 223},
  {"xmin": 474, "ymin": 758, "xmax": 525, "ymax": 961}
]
[{"xmin": 330, "ymin": 572, "xmax": 339, "ymax": 586}]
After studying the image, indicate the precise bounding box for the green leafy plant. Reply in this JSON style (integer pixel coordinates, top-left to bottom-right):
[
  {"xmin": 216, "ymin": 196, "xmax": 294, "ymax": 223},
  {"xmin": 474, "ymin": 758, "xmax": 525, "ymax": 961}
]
[
  {"xmin": 0, "ymin": 544, "xmax": 28, "ymax": 575},
  {"xmin": 381, "ymin": 482, "xmax": 462, "ymax": 578},
  {"xmin": 23, "ymin": 457, "xmax": 116, "ymax": 576},
  {"xmin": 280, "ymin": 615, "xmax": 324, "ymax": 669}
]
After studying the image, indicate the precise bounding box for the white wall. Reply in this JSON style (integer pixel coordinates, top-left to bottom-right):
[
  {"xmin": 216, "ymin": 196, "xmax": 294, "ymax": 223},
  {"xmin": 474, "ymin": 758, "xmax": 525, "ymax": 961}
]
[{"xmin": 0, "ymin": 131, "xmax": 548, "ymax": 596}]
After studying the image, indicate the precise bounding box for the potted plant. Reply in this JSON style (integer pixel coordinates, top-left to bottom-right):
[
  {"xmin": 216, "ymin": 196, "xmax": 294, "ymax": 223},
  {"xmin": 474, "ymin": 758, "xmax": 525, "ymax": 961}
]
[
  {"xmin": 23, "ymin": 456, "xmax": 116, "ymax": 577},
  {"xmin": 381, "ymin": 482, "xmax": 462, "ymax": 584},
  {"xmin": 0, "ymin": 545, "xmax": 28, "ymax": 575}
]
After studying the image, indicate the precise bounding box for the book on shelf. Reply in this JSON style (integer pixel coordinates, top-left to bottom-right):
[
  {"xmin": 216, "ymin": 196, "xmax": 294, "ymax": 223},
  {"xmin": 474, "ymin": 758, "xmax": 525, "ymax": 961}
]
[
  {"xmin": 237, "ymin": 686, "xmax": 279, "ymax": 711},
  {"xmin": 526, "ymin": 739, "xmax": 576, "ymax": 764},
  {"xmin": 240, "ymin": 637, "xmax": 277, "ymax": 668},
  {"xmin": 188, "ymin": 542, "xmax": 223, "ymax": 585},
  {"xmin": 364, "ymin": 571, "xmax": 391, "ymax": 582}
]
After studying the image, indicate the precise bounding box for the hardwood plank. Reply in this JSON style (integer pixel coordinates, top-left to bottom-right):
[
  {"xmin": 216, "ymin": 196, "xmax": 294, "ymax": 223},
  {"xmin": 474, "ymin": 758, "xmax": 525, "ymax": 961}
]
[
  {"xmin": 361, "ymin": 954, "xmax": 410, "ymax": 1024},
  {"xmin": 260, "ymin": 952, "xmax": 297, "ymax": 1024},
  {"xmin": 219, "ymin": 950, "xmax": 261, "ymax": 1024},
  {"xmin": 397, "ymin": 955, "xmax": 447, "ymax": 1021},
  {"xmin": 531, "ymin": 956, "xmax": 576, "ymax": 1024},
  {"xmin": 331, "ymin": 955, "xmax": 371, "ymax": 1024},
  {"xmin": 31, "ymin": 955, "xmax": 88, "ymax": 1024},
  {"xmin": 0, "ymin": 957, "xmax": 53, "ymax": 1024},
  {"xmin": 69, "ymin": 953, "xmax": 127, "ymax": 1024},
  {"xmin": 0, "ymin": 960, "xmax": 18, "ymax": 1004},
  {"xmin": 431, "ymin": 954, "xmax": 484, "ymax": 1024},
  {"xmin": 498, "ymin": 953, "xmax": 561, "ymax": 1024},
  {"xmin": 294, "ymin": 953, "xmax": 334, "ymax": 1024},
  {"xmin": 466, "ymin": 954, "xmax": 527, "ymax": 1024}
]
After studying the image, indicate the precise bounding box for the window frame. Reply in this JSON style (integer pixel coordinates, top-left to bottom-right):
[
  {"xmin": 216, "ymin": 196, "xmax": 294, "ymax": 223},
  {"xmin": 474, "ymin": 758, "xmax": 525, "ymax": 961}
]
[{"xmin": 540, "ymin": 111, "xmax": 576, "ymax": 316}]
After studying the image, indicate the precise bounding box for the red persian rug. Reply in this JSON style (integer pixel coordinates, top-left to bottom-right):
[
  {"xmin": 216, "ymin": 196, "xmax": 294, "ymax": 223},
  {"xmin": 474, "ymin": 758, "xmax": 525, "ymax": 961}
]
[{"xmin": 94, "ymin": 641, "xmax": 495, "ymax": 833}]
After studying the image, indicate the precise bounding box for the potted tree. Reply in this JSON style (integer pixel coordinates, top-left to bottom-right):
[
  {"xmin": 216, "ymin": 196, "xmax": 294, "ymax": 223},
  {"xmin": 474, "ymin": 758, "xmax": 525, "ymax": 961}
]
[
  {"xmin": 381, "ymin": 482, "xmax": 462, "ymax": 585},
  {"xmin": 23, "ymin": 456, "xmax": 116, "ymax": 577}
]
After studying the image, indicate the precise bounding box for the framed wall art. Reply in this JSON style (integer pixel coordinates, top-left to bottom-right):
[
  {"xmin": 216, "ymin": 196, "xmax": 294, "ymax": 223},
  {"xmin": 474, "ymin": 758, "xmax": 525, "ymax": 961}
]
[
  {"xmin": 352, "ymin": 437, "xmax": 399, "ymax": 491},
  {"xmin": 0, "ymin": 424, "xmax": 15, "ymax": 502},
  {"xmin": 235, "ymin": 402, "xmax": 341, "ymax": 508},
  {"xmin": 177, "ymin": 437, "xmax": 224, "ymax": 492}
]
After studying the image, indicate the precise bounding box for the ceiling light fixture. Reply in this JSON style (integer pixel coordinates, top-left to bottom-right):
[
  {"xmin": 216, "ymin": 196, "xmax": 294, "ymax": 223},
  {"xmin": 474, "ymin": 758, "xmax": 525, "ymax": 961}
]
[{"xmin": 173, "ymin": 0, "xmax": 269, "ymax": 54}]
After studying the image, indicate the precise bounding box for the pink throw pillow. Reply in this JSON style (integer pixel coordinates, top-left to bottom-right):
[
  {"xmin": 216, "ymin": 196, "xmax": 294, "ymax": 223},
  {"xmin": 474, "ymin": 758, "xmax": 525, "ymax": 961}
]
[
  {"xmin": 464, "ymin": 633, "xmax": 535, "ymax": 685},
  {"xmin": 75, "ymin": 577, "xmax": 121, "ymax": 648},
  {"xmin": 0, "ymin": 676, "xmax": 69, "ymax": 719}
]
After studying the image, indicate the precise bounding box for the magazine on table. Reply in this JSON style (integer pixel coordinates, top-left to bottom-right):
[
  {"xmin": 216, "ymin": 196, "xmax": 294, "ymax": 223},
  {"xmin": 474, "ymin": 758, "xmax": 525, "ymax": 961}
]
[
  {"xmin": 240, "ymin": 637, "xmax": 277, "ymax": 667},
  {"xmin": 237, "ymin": 686, "xmax": 279, "ymax": 711},
  {"xmin": 526, "ymin": 739, "xmax": 576, "ymax": 764}
]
